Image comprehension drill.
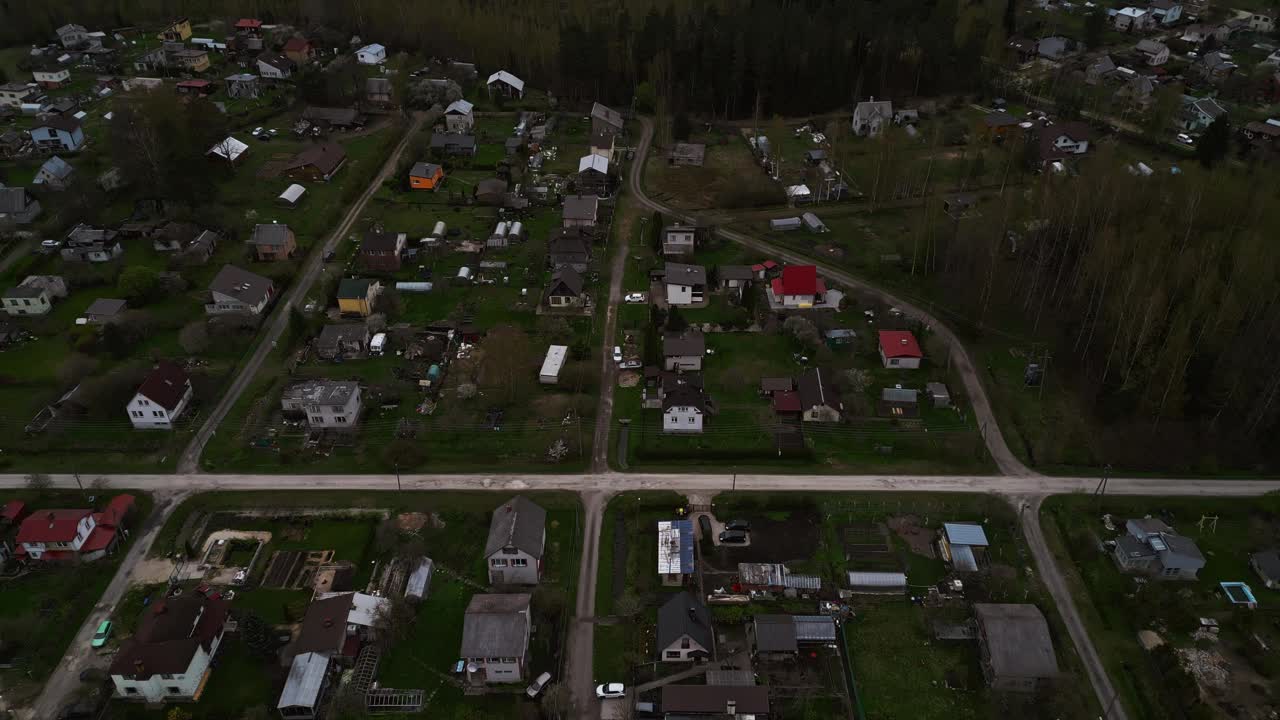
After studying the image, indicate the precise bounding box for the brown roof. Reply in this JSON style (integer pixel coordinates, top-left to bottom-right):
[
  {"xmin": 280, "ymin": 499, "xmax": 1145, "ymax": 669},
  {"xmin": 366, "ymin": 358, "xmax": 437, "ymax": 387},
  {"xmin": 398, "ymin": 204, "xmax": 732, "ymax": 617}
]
[
  {"xmin": 773, "ymin": 390, "xmax": 802, "ymax": 413},
  {"xmin": 293, "ymin": 593, "xmax": 354, "ymax": 655},
  {"xmin": 135, "ymin": 361, "xmax": 190, "ymax": 411},
  {"xmin": 760, "ymin": 377, "xmax": 794, "ymax": 393},
  {"xmin": 110, "ymin": 594, "xmax": 229, "ymax": 678},
  {"xmin": 286, "ymin": 142, "xmax": 347, "ymax": 175},
  {"xmin": 38, "ymin": 115, "xmax": 82, "ymax": 134},
  {"xmin": 660, "ymin": 685, "xmax": 771, "ymax": 714},
  {"xmin": 362, "ymin": 231, "xmax": 402, "ymax": 254}
]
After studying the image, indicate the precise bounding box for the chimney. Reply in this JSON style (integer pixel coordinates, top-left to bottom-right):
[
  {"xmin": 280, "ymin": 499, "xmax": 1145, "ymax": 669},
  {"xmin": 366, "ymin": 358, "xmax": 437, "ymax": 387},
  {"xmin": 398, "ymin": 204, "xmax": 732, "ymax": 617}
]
[
  {"xmin": 688, "ymin": 607, "xmax": 698, "ymax": 623},
  {"xmin": 323, "ymin": 617, "xmax": 334, "ymax": 628}
]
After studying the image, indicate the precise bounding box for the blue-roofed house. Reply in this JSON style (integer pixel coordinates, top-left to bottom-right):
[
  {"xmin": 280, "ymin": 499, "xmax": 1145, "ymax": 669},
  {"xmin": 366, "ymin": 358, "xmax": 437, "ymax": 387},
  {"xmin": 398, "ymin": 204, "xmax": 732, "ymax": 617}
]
[
  {"xmin": 30, "ymin": 116, "xmax": 85, "ymax": 152},
  {"xmin": 658, "ymin": 519, "xmax": 695, "ymax": 587},
  {"xmin": 939, "ymin": 522, "xmax": 990, "ymax": 572},
  {"xmin": 33, "ymin": 155, "xmax": 74, "ymax": 189}
]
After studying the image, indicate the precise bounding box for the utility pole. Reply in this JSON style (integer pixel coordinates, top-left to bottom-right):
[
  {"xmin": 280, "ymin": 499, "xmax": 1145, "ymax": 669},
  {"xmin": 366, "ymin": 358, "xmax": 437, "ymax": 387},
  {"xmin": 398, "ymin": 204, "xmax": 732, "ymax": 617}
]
[
  {"xmin": 74, "ymin": 470, "xmax": 85, "ymax": 502},
  {"xmin": 394, "ymin": 462, "xmax": 402, "ymax": 492},
  {"xmin": 1093, "ymin": 463, "xmax": 1112, "ymax": 502}
]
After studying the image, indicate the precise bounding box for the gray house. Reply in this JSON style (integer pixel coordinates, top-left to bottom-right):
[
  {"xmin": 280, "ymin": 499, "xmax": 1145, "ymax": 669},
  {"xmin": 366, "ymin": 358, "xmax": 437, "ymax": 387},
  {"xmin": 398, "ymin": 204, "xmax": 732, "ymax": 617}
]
[
  {"xmin": 547, "ymin": 229, "xmax": 591, "ymax": 272},
  {"xmin": 657, "ymin": 591, "xmax": 713, "ymax": 663},
  {"xmin": 280, "ymin": 380, "xmax": 362, "ymax": 431},
  {"xmin": 206, "ymin": 265, "xmax": 275, "ymax": 316},
  {"xmin": 1112, "ymin": 518, "xmax": 1205, "ymax": 580},
  {"xmin": 974, "ymin": 604, "xmax": 1059, "ymax": 693},
  {"xmin": 0, "ymin": 188, "xmax": 41, "ymax": 224},
  {"xmin": 663, "ymin": 331, "xmax": 705, "ymax": 372},
  {"xmin": 485, "ymin": 496, "xmax": 546, "ymax": 585},
  {"xmin": 460, "ymin": 594, "xmax": 531, "ymax": 684},
  {"xmin": 852, "ymin": 99, "xmax": 894, "ymax": 137},
  {"xmin": 662, "ymin": 225, "xmax": 697, "ymax": 256}
]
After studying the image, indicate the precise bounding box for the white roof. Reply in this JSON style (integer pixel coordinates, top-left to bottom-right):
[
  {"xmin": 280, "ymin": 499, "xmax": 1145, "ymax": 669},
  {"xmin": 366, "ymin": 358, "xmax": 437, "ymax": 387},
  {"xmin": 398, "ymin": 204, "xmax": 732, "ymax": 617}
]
[
  {"xmin": 847, "ymin": 571, "xmax": 908, "ymax": 587},
  {"xmin": 277, "ymin": 652, "xmax": 329, "ymax": 710},
  {"xmin": 785, "ymin": 184, "xmax": 812, "ymax": 198},
  {"xmin": 445, "ymin": 99, "xmax": 474, "ymax": 115},
  {"xmin": 208, "ymin": 136, "xmax": 248, "ymax": 162},
  {"xmin": 487, "ymin": 70, "xmax": 525, "ymax": 92},
  {"xmin": 657, "ymin": 520, "xmax": 694, "ymax": 575},
  {"xmin": 358, "ymin": 43, "xmax": 385, "ymax": 55},
  {"xmin": 1118, "ymin": 6, "xmax": 1147, "ymax": 15},
  {"xmin": 278, "ymin": 183, "xmax": 306, "ymax": 203},
  {"xmin": 943, "ymin": 522, "xmax": 990, "ymax": 547},
  {"xmin": 317, "ymin": 591, "xmax": 387, "ymax": 627},
  {"xmin": 578, "ymin": 154, "xmax": 609, "ymax": 174},
  {"xmin": 540, "ymin": 344, "xmax": 568, "ymax": 378},
  {"xmin": 73, "ymin": 110, "xmax": 87, "ymax": 120}
]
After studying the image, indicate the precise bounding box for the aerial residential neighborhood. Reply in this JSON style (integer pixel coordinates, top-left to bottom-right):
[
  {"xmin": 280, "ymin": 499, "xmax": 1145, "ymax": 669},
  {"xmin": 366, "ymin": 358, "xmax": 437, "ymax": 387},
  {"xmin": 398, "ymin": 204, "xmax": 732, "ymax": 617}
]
[{"xmin": 0, "ymin": 2, "xmax": 1277, "ymax": 720}]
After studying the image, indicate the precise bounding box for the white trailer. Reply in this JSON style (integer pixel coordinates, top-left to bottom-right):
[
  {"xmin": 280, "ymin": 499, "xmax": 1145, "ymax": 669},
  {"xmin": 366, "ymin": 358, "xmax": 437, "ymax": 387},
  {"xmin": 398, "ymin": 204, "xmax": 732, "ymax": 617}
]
[{"xmin": 539, "ymin": 344, "xmax": 568, "ymax": 384}]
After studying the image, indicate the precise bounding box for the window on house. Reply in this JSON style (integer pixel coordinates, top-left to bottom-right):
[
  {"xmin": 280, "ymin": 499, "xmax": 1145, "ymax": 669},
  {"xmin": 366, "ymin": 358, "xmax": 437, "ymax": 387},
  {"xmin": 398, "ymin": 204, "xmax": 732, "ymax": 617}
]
[
  {"xmin": 124, "ymin": 687, "xmax": 139, "ymax": 695},
  {"xmin": 161, "ymin": 674, "xmax": 173, "ymax": 680},
  {"xmin": 311, "ymin": 416, "xmax": 324, "ymax": 424},
  {"xmin": 511, "ymin": 558, "xmax": 528, "ymax": 567},
  {"xmin": 688, "ymin": 417, "xmax": 696, "ymax": 424},
  {"xmin": 490, "ymin": 559, "xmax": 508, "ymax": 567},
  {"xmin": 680, "ymin": 637, "xmax": 690, "ymax": 649},
  {"xmin": 889, "ymin": 359, "xmax": 899, "ymax": 366},
  {"xmin": 22, "ymin": 299, "xmax": 30, "ymax": 306},
  {"xmin": 153, "ymin": 410, "xmax": 164, "ymax": 417},
  {"xmin": 668, "ymin": 416, "xmax": 676, "ymax": 424},
  {"xmin": 334, "ymin": 416, "xmax": 346, "ymax": 423},
  {"xmin": 166, "ymin": 686, "xmax": 181, "ymax": 694},
  {"xmin": 666, "ymin": 651, "xmax": 681, "ymax": 659}
]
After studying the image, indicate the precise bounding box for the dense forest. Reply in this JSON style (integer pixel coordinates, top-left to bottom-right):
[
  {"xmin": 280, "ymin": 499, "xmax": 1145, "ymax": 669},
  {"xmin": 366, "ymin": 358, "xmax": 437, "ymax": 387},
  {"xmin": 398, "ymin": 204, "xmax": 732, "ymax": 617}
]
[{"xmin": 3, "ymin": 0, "xmax": 1013, "ymax": 115}]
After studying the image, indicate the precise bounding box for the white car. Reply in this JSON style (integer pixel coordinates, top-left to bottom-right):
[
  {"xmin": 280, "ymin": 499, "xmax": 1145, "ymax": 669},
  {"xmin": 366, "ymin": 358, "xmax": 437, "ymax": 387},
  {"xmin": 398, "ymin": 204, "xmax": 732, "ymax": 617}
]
[
  {"xmin": 1176, "ymin": 133, "xmax": 1195, "ymax": 146},
  {"xmin": 612, "ymin": 346, "xmax": 623, "ymax": 363},
  {"xmin": 252, "ymin": 126, "xmax": 263, "ymax": 135},
  {"xmin": 526, "ymin": 671, "xmax": 552, "ymax": 698},
  {"xmin": 624, "ymin": 293, "xmax": 646, "ymax": 303},
  {"xmin": 596, "ymin": 682, "xmax": 626, "ymax": 699}
]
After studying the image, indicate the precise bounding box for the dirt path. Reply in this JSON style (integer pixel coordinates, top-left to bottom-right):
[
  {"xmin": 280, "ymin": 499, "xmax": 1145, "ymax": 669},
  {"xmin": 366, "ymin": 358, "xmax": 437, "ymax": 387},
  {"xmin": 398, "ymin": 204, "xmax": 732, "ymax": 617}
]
[
  {"xmin": 177, "ymin": 112, "xmax": 427, "ymax": 473},
  {"xmin": 566, "ymin": 490, "xmax": 609, "ymax": 718}
]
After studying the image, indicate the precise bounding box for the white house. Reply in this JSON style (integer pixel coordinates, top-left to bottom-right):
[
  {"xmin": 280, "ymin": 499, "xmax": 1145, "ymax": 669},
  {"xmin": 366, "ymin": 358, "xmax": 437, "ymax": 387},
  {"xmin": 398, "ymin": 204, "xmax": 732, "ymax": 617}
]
[
  {"xmin": 664, "ymin": 262, "xmax": 707, "ymax": 306},
  {"xmin": 852, "ymin": 99, "xmax": 893, "ymax": 137},
  {"xmin": 33, "ymin": 67, "xmax": 71, "ymax": 88},
  {"xmin": 206, "ymin": 264, "xmax": 275, "ymax": 315},
  {"xmin": 110, "ymin": 594, "xmax": 230, "ymax": 704},
  {"xmin": 1182, "ymin": 97, "xmax": 1227, "ymax": 131},
  {"xmin": 3, "ymin": 282, "xmax": 53, "ymax": 316},
  {"xmin": 487, "ymin": 70, "xmax": 525, "ymax": 98},
  {"xmin": 255, "ymin": 52, "xmax": 294, "ymax": 80},
  {"xmin": 663, "ymin": 386, "xmax": 708, "ymax": 434},
  {"xmin": 484, "ymin": 496, "xmax": 546, "ymax": 585},
  {"xmin": 1150, "ymin": 0, "xmax": 1182, "ymax": 25},
  {"xmin": 1114, "ymin": 7, "xmax": 1153, "ymax": 32},
  {"xmin": 280, "ymin": 380, "xmax": 362, "ymax": 430},
  {"xmin": 662, "ymin": 225, "xmax": 697, "ymax": 256},
  {"xmin": 444, "ymin": 99, "xmax": 475, "ymax": 133},
  {"xmin": 1250, "ymin": 11, "xmax": 1275, "ymax": 32},
  {"xmin": 663, "ymin": 331, "xmax": 705, "ymax": 372},
  {"xmin": 1135, "ymin": 39, "xmax": 1170, "ymax": 66},
  {"xmin": 878, "ymin": 330, "xmax": 923, "ymax": 369},
  {"xmin": 460, "ymin": 594, "xmax": 531, "ymax": 684},
  {"xmin": 127, "ymin": 361, "xmax": 194, "ymax": 430},
  {"xmin": 355, "ymin": 43, "xmax": 386, "ymax": 65},
  {"xmin": 657, "ymin": 592, "xmax": 713, "ymax": 662},
  {"xmin": 766, "ymin": 265, "xmax": 827, "ymax": 309}
]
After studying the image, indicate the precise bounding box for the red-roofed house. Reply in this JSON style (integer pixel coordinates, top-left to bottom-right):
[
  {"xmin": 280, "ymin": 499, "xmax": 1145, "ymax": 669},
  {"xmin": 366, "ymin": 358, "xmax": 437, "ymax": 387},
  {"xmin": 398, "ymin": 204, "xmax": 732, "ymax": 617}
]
[
  {"xmin": 127, "ymin": 361, "xmax": 194, "ymax": 430},
  {"xmin": 752, "ymin": 260, "xmax": 780, "ymax": 279},
  {"xmin": 0, "ymin": 499, "xmax": 28, "ymax": 526},
  {"xmin": 772, "ymin": 390, "xmax": 802, "ymax": 418},
  {"xmin": 283, "ymin": 36, "xmax": 315, "ymax": 64},
  {"xmin": 767, "ymin": 265, "xmax": 828, "ymax": 309},
  {"xmin": 110, "ymin": 592, "xmax": 230, "ymax": 703},
  {"xmin": 234, "ymin": 18, "xmax": 263, "ymax": 33},
  {"xmin": 878, "ymin": 330, "xmax": 923, "ymax": 369},
  {"xmin": 14, "ymin": 495, "xmax": 134, "ymax": 562}
]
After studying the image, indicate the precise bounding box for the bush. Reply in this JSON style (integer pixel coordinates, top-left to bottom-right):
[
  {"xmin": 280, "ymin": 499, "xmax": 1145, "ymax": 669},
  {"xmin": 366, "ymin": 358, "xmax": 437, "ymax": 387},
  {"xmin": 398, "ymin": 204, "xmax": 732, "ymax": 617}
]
[{"xmin": 178, "ymin": 321, "xmax": 209, "ymax": 354}]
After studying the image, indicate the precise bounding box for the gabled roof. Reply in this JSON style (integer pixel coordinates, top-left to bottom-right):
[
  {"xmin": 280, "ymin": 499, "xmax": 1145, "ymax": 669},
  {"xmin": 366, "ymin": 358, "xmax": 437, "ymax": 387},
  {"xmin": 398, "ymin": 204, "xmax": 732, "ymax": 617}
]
[
  {"xmin": 562, "ymin": 194, "xmax": 598, "ymax": 221},
  {"xmin": 410, "ymin": 161, "xmax": 442, "ymax": 178},
  {"xmin": 251, "ymin": 223, "xmax": 294, "ymax": 247},
  {"xmin": 282, "ymin": 37, "xmax": 312, "ymax": 53},
  {"xmin": 292, "ymin": 593, "xmax": 353, "ymax": 655},
  {"xmin": 973, "ymin": 603, "xmax": 1060, "ymax": 681},
  {"xmin": 16, "ymin": 508, "xmax": 90, "ymax": 543},
  {"xmin": 209, "ymin": 264, "xmax": 273, "ymax": 304},
  {"xmin": 663, "ymin": 385, "xmax": 708, "ymax": 413},
  {"xmin": 548, "ymin": 267, "xmax": 584, "ymax": 297},
  {"xmin": 257, "ymin": 52, "xmax": 294, "ymax": 72},
  {"xmin": 483, "ymin": 496, "xmax": 546, "ymax": 559},
  {"xmin": 754, "ymin": 614, "xmax": 798, "ymax": 653},
  {"xmin": 110, "ymin": 593, "xmax": 229, "ymax": 678},
  {"xmin": 878, "ymin": 330, "xmax": 923, "ymax": 358},
  {"xmin": 35, "ymin": 115, "xmax": 82, "ymax": 134},
  {"xmin": 663, "ymin": 330, "xmax": 705, "ymax": 357},
  {"xmin": 578, "ymin": 154, "xmax": 609, "ymax": 175},
  {"xmin": 208, "ymin": 136, "xmax": 249, "ymax": 162},
  {"xmin": 287, "ymin": 142, "xmax": 347, "ymax": 175},
  {"xmin": 38, "ymin": 155, "xmax": 74, "ymax": 180},
  {"xmin": 1191, "ymin": 97, "xmax": 1227, "ymax": 119},
  {"xmin": 773, "ymin": 390, "xmax": 802, "ymax": 413},
  {"xmin": 486, "ymin": 70, "xmax": 524, "ymax": 92},
  {"xmin": 357, "ymin": 43, "xmax": 385, "ymax": 56},
  {"xmin": 944, "ymin": 522, "xmax": 990, "ymax": 547},
  {"xmin": 1136, "ymin": 39, "xmax": 1167, "ymax": 55},
  {"xmin": 591, "ymin": 102, "xmax": 624, "ymax": 130},
  {"xmin": 445, "ymin": 99, "xmax": 473, "ymax": 115},
  {"xmin": 337, "ymin": 278, "xmax": 375, "ymax": 299},
  {"xmin": 361, "ymin": 231, "xmax": 403, "ymax": 254},
  {"xmin": 661, "ymin": 686, "xmax": 770, "ymax": 715},
  {"xmin": 778, "ymin": 265, "xmax": 818, "ymax": 295},
  {"xmin": 720, "ymin": 264, "xmax": 754, "ymax": 281},
  {"xmin": 664, "ymin": 262, "xmax": 707, "ymax": 286},
  {"xmin": 461, "ymin": 593, "xmax": 530, "ymax": 657},
  {"xmin": 657, "ymin": 591, "xmax": 713, "ymax": 652},
  {"xmin": 798, "ymin": 368, "xmax": 838, "ymax": 411}
]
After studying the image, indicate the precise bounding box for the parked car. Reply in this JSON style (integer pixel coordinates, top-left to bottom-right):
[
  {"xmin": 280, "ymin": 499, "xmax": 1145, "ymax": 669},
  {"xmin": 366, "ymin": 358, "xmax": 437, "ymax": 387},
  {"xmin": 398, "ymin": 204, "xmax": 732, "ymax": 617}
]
[
  {"xmin": 698, "ymin": 514, "xmax": 713, "ymax": 539},
  {"xmin": 40, "ymin": 239, "xmax": 61, "ymax": 252},
  {"xmin": 724, "ymin": 519, "xmax": 751, "ymax": 532},
  {"xmin": 526, "ymin": 671, "xmax": 552, "ymax": 698},
  {"xmin": 57, "ymin": 703, "xmax": 94, "ymax": 720},
  {"xmin": 624, "ymin": 292, "xmax": 646, "ymax": 303},
  {"xmin": 1176, "ymin": 133, "xmax": 1195, "ymax": 146},
  {"xmin": 323, "ymin": 250, "xmax": 336, "ymax": 262},
  {"xmin": 90, "ymin": 620, "xmax": 112, "ymax": 648},
  {"xmin": 596, "ymin": 682, "xmax": 626, "ymax": 699},
  {"xmin": 612, "ymin": 346, "xmax": 623, "ymax": 363},
  {"xmin": 719, "ymin": 530, "xmax": 749, "ymax": 544}
]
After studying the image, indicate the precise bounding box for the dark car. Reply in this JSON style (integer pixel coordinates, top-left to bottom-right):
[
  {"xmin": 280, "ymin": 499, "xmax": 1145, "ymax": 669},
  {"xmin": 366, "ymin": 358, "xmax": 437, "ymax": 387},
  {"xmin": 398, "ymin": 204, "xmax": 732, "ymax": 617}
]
[
  {"xmin": 719, "ymin": 530, "xmax": 749, "ymax": 544},
  {"xmin": 323, "ymin": 250, "xmax": 336, "ymax": 263},
  {"xmin": 58, "ymin": 703, "xmax": 95, "ymax": 720},
  {"xmin": 698, "ymin": 514, "xmax": 713, "ymax": 539},
  {"xmin": 724, "ymin": 519, "xmax": 751, "ymax": 532}
]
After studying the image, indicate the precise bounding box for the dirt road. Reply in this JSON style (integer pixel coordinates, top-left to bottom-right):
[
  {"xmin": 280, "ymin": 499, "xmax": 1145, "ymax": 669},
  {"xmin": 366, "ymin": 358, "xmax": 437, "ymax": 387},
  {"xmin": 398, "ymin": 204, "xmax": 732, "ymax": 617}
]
[{"xmin": 565, "ymin": 491, "xmax": 609, "ymax": 718}]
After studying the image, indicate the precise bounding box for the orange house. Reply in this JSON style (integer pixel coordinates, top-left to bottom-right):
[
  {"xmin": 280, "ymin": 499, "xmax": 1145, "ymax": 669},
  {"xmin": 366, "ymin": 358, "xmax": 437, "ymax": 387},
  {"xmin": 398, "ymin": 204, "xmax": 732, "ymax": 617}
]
[{"xmin": 409, "ymin": 161, "xmax": 445, "ymax": 191}]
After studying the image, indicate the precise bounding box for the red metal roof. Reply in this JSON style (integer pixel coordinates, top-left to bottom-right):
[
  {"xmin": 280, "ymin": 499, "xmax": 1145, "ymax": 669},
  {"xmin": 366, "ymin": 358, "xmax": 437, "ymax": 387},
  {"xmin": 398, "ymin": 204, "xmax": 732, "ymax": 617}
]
[
  {"xmin": 16, "ymin": 508, "xmax": 90, "ymax": 544},
  {"xmin": 176, "ymin": 79, "xmax": 211, "ymax": 88},
  {"xmin": 136, "ymin": 361, "xmax": 190, "ymax": 411},
  {"xmin": 97, "ymin": 494, "xmax": 135, "ymax": 527},
  {"xmin": 79, "ymin": 523, "xmax": 118, "ymax": 552},
  {"xmin": 778, "ymin": 265, "xmax": 818, "ymax": 295},
  {"xmin": 763, "ymin": 260, "xmax": 779, "ymax": 269},
  {"xmin": 0, "ymin": 499, "xmax": 26, "ymax": 522},
  {"xmin": 235, "ymin": 18, "xmax": 262, "ymax": 29},
  {"xmin": 878, "ymin": 330, "xmax": 923, "ymax": 359},
  {"xmin": 772, "ymin": 390, "xmax": 802, "ymax": 413}
]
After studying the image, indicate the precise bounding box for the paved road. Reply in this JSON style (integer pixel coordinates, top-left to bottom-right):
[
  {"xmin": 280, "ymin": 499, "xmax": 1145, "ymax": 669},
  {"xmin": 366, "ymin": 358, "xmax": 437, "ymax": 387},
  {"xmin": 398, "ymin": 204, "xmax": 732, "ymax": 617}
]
[
  {"xmin": 177, "ymin": 113, "xmax": 427, "ymax": 473},
  {"xmin": 627, "ymin": 118, "xmax": 1030, "ymax": 477},
  {"xmin": 27, "ymin": 492, "xmax": 185, "ymax": 720}
]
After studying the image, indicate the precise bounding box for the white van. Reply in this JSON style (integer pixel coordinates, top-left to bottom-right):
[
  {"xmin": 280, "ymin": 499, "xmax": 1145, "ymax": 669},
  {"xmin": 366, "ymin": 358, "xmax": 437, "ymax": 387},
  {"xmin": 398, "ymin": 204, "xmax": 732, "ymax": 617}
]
[{"xmin": 370, "ymin": 332, "xmax": 387, "ymax": 356}]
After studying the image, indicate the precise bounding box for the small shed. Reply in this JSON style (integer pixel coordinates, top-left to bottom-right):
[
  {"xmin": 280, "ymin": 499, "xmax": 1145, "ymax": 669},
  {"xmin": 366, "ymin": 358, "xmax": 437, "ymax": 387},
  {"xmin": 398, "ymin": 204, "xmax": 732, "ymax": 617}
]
[
  {"xmin": 405, "ymin": 557, "xmax": 434, "ymax": 601},
  {"xmin": 847, "ymin": 571, "xmax": 908, "ymax": 594},
  {"xmin": 801, "ymin": 212, "xmax": 827, "ymax": 233},
  {"xmin": 540, "ymin": 345, "xmax": 568, "ymax": 384},
  {"xmin": 925, "ymin": 382, "xmax": 951, "ymax": 408},
  {"xmin": 277, "ymin": 183, "xmax": 306, "ymax": 206},
  {"xmin": 770, "ymin": 217, "xmax": 802, "ymax": 232},
  {"xmin": 880, "ymin": 387, "xmax": 919, "ymax": 418},
  {"xmin": 824, "ymin": 329, "xmax": 856, "ymax": 348},
  {"xmin": 277, "ymin": 652, "xmax": 331, "ymax": 720}
]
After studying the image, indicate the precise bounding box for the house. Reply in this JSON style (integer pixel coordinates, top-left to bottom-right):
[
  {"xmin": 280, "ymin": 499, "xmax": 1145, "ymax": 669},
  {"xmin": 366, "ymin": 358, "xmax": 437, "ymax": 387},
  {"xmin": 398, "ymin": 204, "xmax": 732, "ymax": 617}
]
[
  {"xmin": 664, "ymin": 331, "xmax": 706, "ymax": 372},
  {"xmin": 880, "ymin": 387, "xmax": 919, "ymax": 418},
  {"xmin": 852, "ymin": 98, "xmax": 893, "ymax": 137},
  {"xmin": 361, "ymin": 232, "xmax": 406, "ymax": 272},
  {"xmin": 34, "ymin": 155, "xmax": 74, "ymax": 189},
  {"xmin": 753, "ymin": 615, "xmax": 799, "ymax": 659},
  {"xmin": 974, "ymin": 604, "xmax": 1059, "ymax": 692},
  {"xmin": 276, "ymin": 652, "xmax": 332, "ymax": 720},
  {"xmin": 657, "ymin": 592, "xmax": 713, "ymax": 662},
  {"xmin": 315, "ymin": 324, "xmax": 370, "ymax": 360},
  {"xmin": 206, "ymin": 265, "xmax": 275, "ymax": 316},
  {"xmin": 1183, "ymin": 97, "xmax": 1227, "ymax": 131},
  {"xmin": 365, "ymin": 77, "xmax": 392, "ymax": 105},
  {"xmin": 3, "ymin": 282, "xmax": 53, "ymax": 316},
  {"xmin": 429, "ymin": 132, "xmax": 476, "ymax": 156},
  {"xmin": 408, "ymin": 161, "xmax": 444, "ymax": 191},
  {"xmin": 937, "ymin": 522, "xmax": 990, "ymax": 572},
  {"xmin": 658, "ymin": 519, "xmax": 695, "ymax": 586},
  {"xmin": 547, "ymin": 228, "xmax": 591, "ymax": 271},
  {"xmin": 248, "ymin": 223, "xmax": 296, "ymax": 261},
  {"xmin": 223, "ymin": 73, "xmax": 259, "ymax": 99},
  {"xmin": 662, "ymin": 225, "xmax": 697, "ymax": 256},
  {"xmin": 284, "ymin": 592, "xmax": 381, "ymax": 664},
  {"xmin": 1135, "ymin": 39, "xmax": 1170, "ymax": 66},
  {"xmin": 1180, "ymin": 24, "xmax": 1212, "ymax": 43},
  {"xmin": 1251, "ymin": 11, "xmax": 1276, "ymax": 32},
  {"xmin": 30, "ymin": 116, "xmax": 84, "ymax": 152},
  {"xmin": 1037, "ymin": 121, "xmax": 1090, "ymax": 162},
  {"xmin": 1199, "ymin": 52, "xmax": 1238, "ymax": 82},
  {"xmin": 486, "ymin": 70, "xmax": 525, "ymax": 98},
  {"xmin": 0, "ymin": 187, "xmax": 41, "ymax": 224},
  {"xmin": 664, "ymin": 262, "xmax": 707, "ymax": 306},
  {"xmin": 1251, "ymin": 551, "xmax": 1280, "ymax": 590},
  {"xmin": 545, "ymin": 267, "xmax": 585, "ymax": 308},
  {"xmin": 1112, "ymin": 517, "xmax": 1206, "ymax": 580},
  {"xmin": 590, "ymin": 101, "xmax": 624, "ymax": 139},
  {"xmin": 126, "ymin": 361, "xmax": 193, "ymax": 430},
  {"xmin": 285, "ymin": 142, "xmax": 347, "ymax": 182},
  {"xmin": 133, "ymin": 48, "xmax": 168, "ymax": 72},
  {"xmin": 234, "ymin": 18, "xmax": 263, "ymax": 35},
  {"xmin": 171, "ymin": 49, "xmax": 210, "ymax": 73},
  {"xmin": 1085, "ymin": 56, "xmax": 1116, "ymax": 86},
  {"xmin": 355, "ymin": 44, "xmax": 386, "ymax": 65},
  {"xmin": 281, "ymin": 380, "xmax": 362, "ymax": 430},
  {"xmin": 562, "ymin": 195, "xmax": 599, "ymax": 228},
  {"xmin": 302, "ymin": 106, "xmax": 364, "ymax": 130},
  {"xmin": 824, "ymin": 328, "xmax": 856, "ymax": 348},
  {"xmin": 1036, "ymin": 36, "xmax": 1074, "ymax": 61},
  {"xmin": 84, "ymin": 298, "xmax": 127, "ymax": 324},
  {"xmin": 664, "ymin": 385, "xmax": 709, "ymax": 433},
  {"xmin": 1244, "ymin": 120, "xmax": 1280, "ymax": 146},
  {"xmin": 719, "ymin": 265, "xmax": 754, "ymax": 290},
  {"xmin": 33, "ymin": 66, "xmax": 71, "ymax": 89},
  {"xmin": 62, "ymin": 224, "xmax": 122, "ymax": 262},
  {"xmin": 1114, "ymin": 7, "xmax": 1153, "ymax": 32},
  {"xmin": 444, "ymin": 99, "xmax": 475, "ymax": 133},
  {"xmin": 460, "ymin": 594, "xmax": 532, "ymax": 684},
  {"xmin": 158, "ymin": 18, "xmax": 192, "ymax": 42},
  {"xmin": 474, "ymin": 178, "xmax": 508, "ymax": 206},
  {"xmin": 484, "ymin": 496, "xmax": 546, "ymax": 585},
  {"xmin": 175, "ymin": 79, "xmax": 213, "ymax": 96},
  {"xmin": 577, "ymin": 154, "xmax": 610, "ymax": 196},
  {"xmin": 878, "ymin": 330, "xmax": 923, "ymax": 369},
  {"xmin": 1150, "ymin": 0, "xmax": 1182, "ymax": 25},
  {"xmin": 767, "ymin": 265, "xmax": 827, "ymax": 309},
  {"xmin": 926, "ymin": 381, "xmax": 952, "ymax": 408},
  {"xmin": 795, "ymin": 368, "xmax": 841, "ymax": 422},
  {"xmin": 256, "ymin": 52, "xmax": 295, "ymax": 80},
  {"xmin": 337, "ymin": 278, "xmax": 380, "ymax": 317},
  {"xmin": 110, "ymin": 592, "xmax": 229, "ymax": 704},
  {"xmin": 208, "ymin": 136, "xmax": 250, "ymax": 163},
  {"xmin": 57, "ymin": 23, "xmax": 89, "ymax": 48},
  {"xmin": 660, "ymin": 685, "xmax": 770, "ymax": 717},
  {"xmin": 15, "ymin": 495, "xmax": 134, "ymax": 562},
  {"xmin": 283, "ymin": 37, "xmax": 315, "ymax": 65},
  {"xmin": 0, "ymin": 82, "xmax": 36, "ymax": 108},
  {"xmin": 670, "ymin": 142, "xmax": 706, "ymax": 166}
]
